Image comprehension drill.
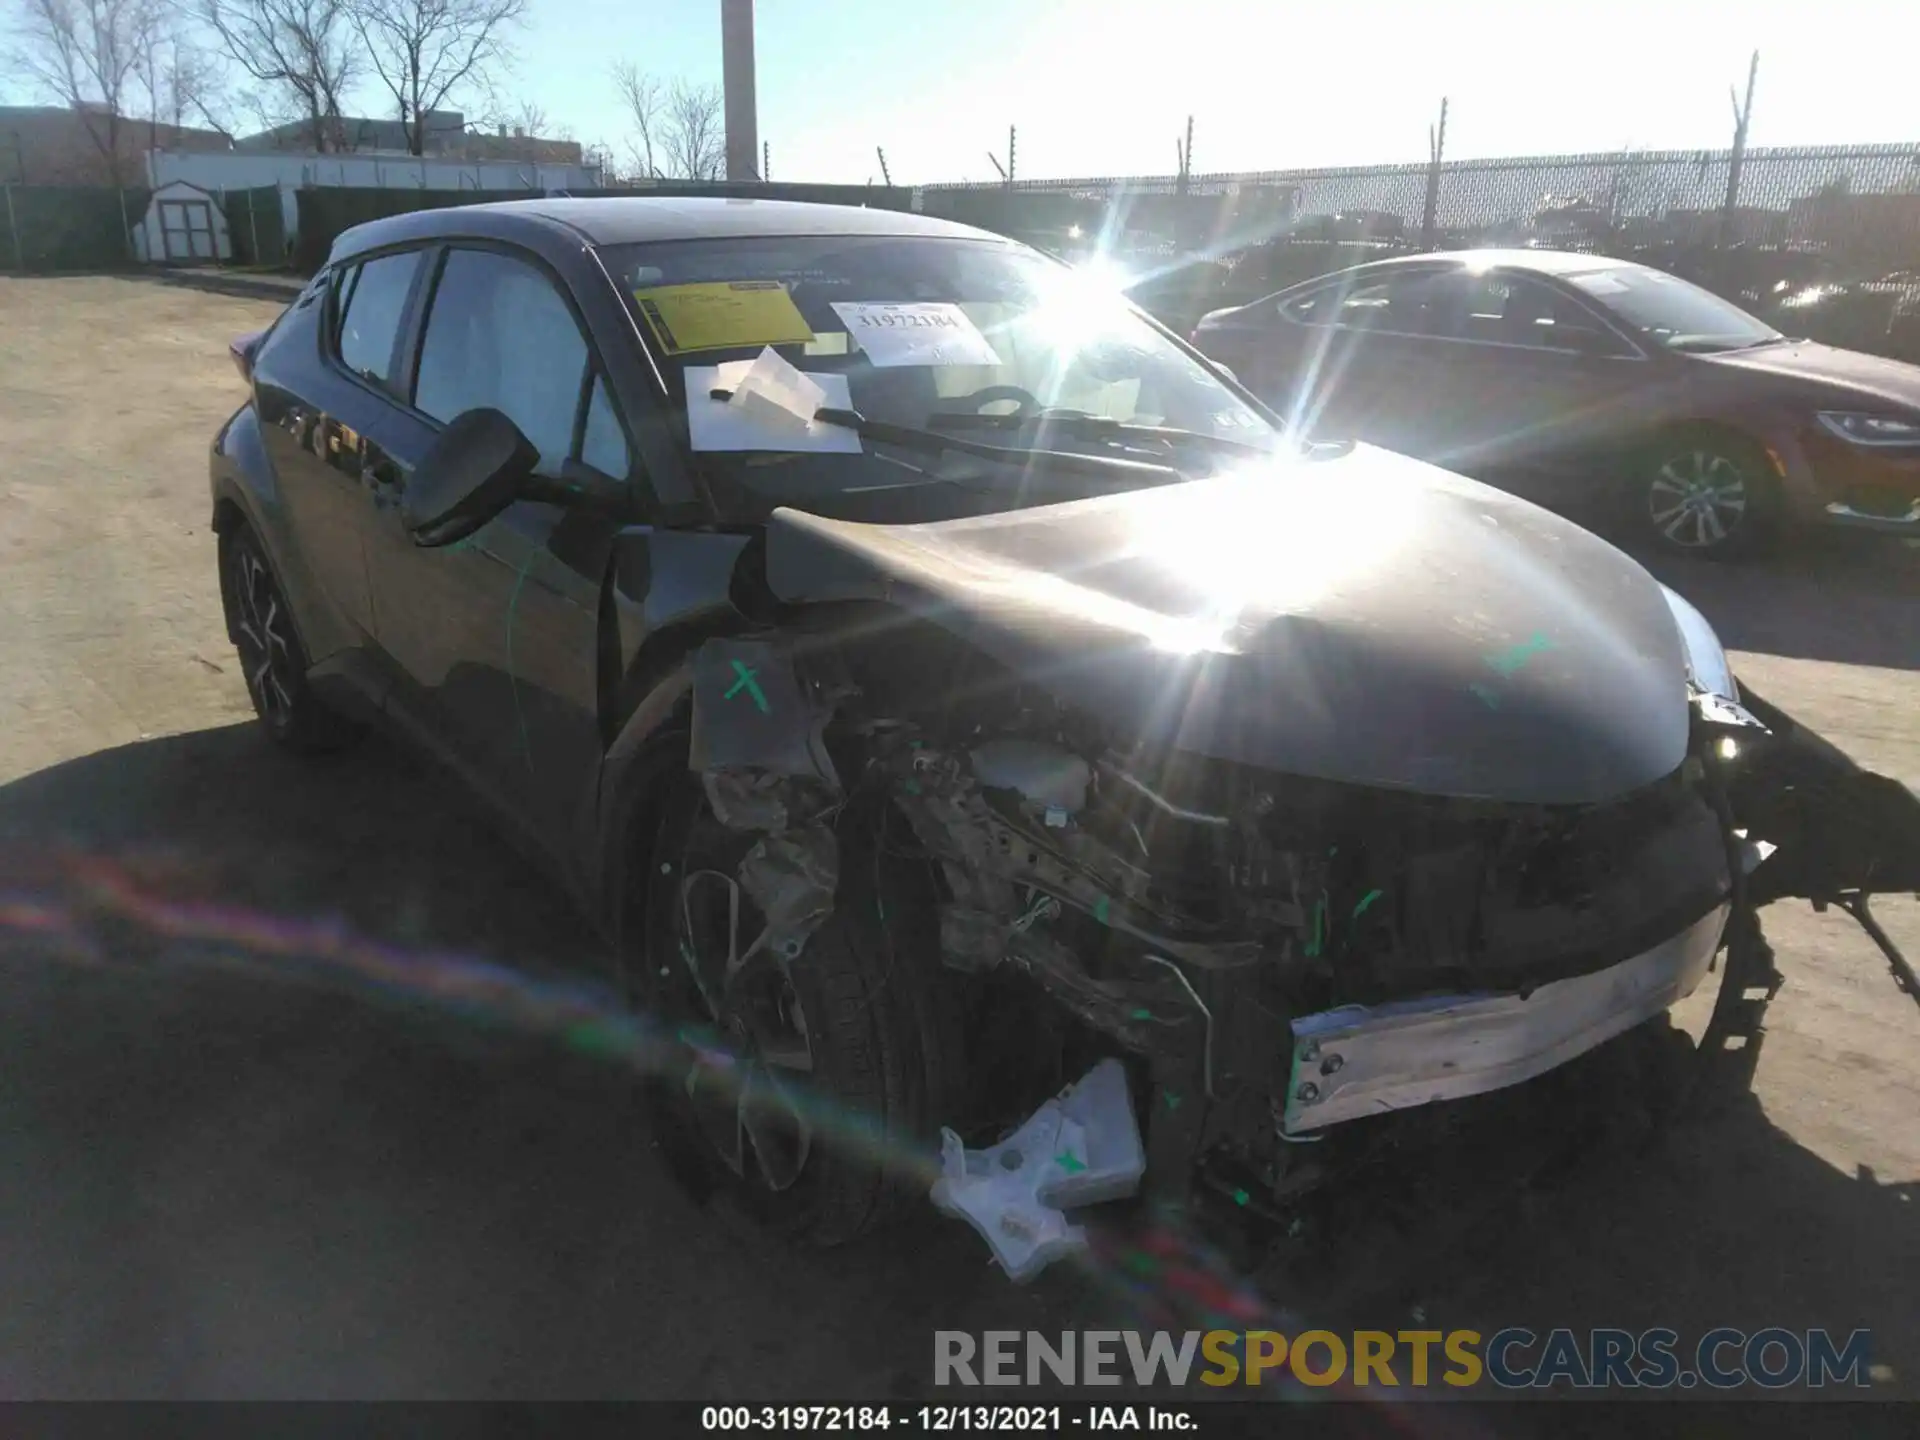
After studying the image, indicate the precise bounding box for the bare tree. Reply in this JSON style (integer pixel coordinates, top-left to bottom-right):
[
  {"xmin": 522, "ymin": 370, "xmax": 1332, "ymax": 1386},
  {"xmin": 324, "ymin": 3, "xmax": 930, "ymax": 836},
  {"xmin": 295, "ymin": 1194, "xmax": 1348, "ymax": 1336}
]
[
  {"xmin": 344, "ymin": 0, "xmax": 527, "ymax": 156},
  {"xmin": 141, "ymin": 27, "xmax": 233, "ymax": 147},
  {"xmin": 198, "ymin": 0, "xmax": 358, "ymax": 151},
  {"xmin": 662, "ymin": 77, "xmax": 722, "ymax": 181},
  {"xmin": 475, "ymin": 93, "xmax": 548, "ymax": 138},
  {"xmin": 610, "ymin": 63, "xmax": 721, "ymax": 182},
  {"xmin": 579, "ymin": 137, "xmax": 613, "ymax": 179},
  {"xmin": 6, "ymin": 0, "xmax": 160, "ymax": 182},
  {"xmin": 610, "ymin": 59, "xmax": 661, "ymax": 179}
]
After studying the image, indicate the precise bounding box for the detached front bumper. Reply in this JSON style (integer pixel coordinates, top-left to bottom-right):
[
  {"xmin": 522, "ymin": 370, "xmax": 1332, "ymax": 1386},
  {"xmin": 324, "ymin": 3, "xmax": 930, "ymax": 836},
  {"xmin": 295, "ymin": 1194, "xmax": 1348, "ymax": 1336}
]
[{"xmin": 1282, "ymin": 903, "xmax": 1729, "ymax": 1134}]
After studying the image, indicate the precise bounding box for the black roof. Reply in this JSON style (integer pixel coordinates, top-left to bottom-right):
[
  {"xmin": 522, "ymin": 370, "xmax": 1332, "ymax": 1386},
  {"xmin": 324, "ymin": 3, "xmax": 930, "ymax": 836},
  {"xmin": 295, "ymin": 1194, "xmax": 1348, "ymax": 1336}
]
[{"xmin": 332, "ymin": 195, "xmax": 1003, "ymax": 262}]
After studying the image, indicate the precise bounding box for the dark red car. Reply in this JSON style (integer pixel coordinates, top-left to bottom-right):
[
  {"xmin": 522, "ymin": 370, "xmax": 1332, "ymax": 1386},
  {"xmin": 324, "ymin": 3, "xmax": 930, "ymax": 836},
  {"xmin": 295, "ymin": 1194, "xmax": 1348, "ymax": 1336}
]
[{"xmin": 1192, "ymin": 249, "xmax": 1920, "ymax": 558}]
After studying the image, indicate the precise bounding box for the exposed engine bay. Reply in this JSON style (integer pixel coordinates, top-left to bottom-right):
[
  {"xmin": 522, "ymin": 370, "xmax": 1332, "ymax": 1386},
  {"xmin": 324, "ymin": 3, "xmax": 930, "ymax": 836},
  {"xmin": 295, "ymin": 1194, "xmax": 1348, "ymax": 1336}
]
[
  {"xmin": 670, "ymin": 616, "xmax": 1896, "ymax": 1248},
  {"xmin": 640, "ymin": 471, "xmax": 1920, "ymax": 1272}
]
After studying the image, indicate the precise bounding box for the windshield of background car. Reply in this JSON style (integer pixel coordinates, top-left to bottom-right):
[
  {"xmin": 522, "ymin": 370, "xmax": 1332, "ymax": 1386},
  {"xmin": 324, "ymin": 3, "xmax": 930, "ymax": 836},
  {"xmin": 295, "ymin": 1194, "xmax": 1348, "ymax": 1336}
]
[
  {"xmin": 1567, "ymin": 266, "xmax": 1782, "ymax": 352},
  {"xmin": 598, "ymin": 234, "xmax": 1278, "ymax": 516}
]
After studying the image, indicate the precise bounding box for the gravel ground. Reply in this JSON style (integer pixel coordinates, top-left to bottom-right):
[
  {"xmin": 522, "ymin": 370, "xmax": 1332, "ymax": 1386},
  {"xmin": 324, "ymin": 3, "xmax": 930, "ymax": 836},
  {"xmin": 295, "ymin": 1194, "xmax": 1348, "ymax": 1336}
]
[{"xmin": 1, "ymin": 275, "xmax": 1914, "ymax": 1406}]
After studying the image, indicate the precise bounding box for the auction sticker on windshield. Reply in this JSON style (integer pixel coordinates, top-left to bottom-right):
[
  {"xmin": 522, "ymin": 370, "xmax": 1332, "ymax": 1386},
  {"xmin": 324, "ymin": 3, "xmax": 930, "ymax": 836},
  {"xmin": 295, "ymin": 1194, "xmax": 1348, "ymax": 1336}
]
[
  {"xmin": 633, "ymin": 281, "xmax": 815, "ymax": 354},
  {"xmin": 831, "ymin": 301, "xmax": 1003, "ymax": 367}
]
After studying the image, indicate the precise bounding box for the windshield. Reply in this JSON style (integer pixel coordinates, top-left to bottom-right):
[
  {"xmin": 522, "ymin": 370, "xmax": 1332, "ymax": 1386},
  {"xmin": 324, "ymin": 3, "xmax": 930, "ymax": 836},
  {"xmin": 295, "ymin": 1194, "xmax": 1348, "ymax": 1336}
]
[
  {"xmin": 599, "ymin": 234, "xmax": 1279, "ymax": 519},
  {"xmin": 1567, "ymin": 266, "xmax": 1782, "ymax": 353}
]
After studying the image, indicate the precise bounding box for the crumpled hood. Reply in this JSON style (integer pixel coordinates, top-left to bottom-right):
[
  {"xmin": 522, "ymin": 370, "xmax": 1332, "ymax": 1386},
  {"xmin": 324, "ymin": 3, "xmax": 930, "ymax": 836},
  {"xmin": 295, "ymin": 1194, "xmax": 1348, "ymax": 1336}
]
[{"xmin": 764, "ymin": 444, "xmax": 1692, "ymax": 805}]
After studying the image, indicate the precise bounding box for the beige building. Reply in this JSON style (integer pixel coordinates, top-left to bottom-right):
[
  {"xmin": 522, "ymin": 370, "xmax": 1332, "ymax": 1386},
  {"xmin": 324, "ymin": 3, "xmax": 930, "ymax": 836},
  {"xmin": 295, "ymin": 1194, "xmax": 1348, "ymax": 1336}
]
[{"xmin": 235, "ymin": 110, "xmax": 582, "ymax": 168}]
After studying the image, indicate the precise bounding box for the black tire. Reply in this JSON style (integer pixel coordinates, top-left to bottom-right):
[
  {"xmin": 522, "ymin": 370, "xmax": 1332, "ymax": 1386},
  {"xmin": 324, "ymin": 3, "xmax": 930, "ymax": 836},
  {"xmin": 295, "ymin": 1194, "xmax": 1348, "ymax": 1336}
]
[
  {"xmin": 637, "ymin": 778, "xmax": 967, "ymax": 1247},
  {"xmin": 1627, "ymin": 430, "xmax": 1779, "ymax": 561},
  {"xmin": 221, "ymin": 524, "xmax": 362, "ymax": 753}
]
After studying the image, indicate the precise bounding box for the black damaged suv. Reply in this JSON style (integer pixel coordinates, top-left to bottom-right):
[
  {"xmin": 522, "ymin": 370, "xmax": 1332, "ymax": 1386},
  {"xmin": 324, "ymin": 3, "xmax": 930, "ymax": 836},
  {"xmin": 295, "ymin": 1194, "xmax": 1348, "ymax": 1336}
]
[{"xmin": 212, "ymin": 197, "xmax": 1920, "ymax": 1246}]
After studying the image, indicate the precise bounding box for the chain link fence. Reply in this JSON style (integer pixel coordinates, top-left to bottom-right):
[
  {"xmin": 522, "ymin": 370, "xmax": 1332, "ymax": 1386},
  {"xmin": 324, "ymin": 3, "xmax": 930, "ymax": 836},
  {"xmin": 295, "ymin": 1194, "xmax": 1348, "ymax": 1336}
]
[
  {"xmin": 919, "ymin": 143, "xmax": 1920, "ymax": 355},
  {"xmin": 222, "ymin": 187, "xmax": 288, "ymax": 268},
  {"xmin": 0, "ymin": 185, "xmax": 146, "ymax": 272},
  {"xmin": 7, "ymin": 146, "xmax": 1918, "ymax": 359}
]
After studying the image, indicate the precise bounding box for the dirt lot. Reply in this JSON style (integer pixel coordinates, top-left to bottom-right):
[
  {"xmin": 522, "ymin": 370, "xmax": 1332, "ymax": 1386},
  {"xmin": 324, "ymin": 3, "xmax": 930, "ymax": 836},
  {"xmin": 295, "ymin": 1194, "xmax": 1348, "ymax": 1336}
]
[{"xmin": 1, "ymin": 275, "xmax": 1916, "ymax": 1405}]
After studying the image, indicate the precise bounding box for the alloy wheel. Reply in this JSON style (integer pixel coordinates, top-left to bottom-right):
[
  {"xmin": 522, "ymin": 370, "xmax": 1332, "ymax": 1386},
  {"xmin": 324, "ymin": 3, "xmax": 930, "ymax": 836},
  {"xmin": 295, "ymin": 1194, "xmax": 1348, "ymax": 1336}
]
[
  {"xmin": 231, "ymin": 541, "xmax": 297, "ymax": 729},
  {"xmin": 1647, "ymin": 450, "xmax": 1749, "ymax": 550}
]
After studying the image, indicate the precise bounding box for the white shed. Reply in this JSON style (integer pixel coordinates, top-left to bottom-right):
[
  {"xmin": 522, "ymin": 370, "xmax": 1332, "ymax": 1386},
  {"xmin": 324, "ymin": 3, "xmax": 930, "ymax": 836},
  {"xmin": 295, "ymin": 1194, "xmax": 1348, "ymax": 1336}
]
[{"xmin": 131, "ymin": 181, "xmax": 232, "ymax": 264}]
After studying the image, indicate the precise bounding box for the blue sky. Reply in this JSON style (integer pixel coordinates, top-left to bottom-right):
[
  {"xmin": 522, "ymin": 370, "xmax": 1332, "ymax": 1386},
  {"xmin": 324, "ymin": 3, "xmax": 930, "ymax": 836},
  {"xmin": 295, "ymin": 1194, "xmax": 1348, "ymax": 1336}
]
[{"xmin": 495, "ymin": 0, "xmax": 1919, "ymax": 183}]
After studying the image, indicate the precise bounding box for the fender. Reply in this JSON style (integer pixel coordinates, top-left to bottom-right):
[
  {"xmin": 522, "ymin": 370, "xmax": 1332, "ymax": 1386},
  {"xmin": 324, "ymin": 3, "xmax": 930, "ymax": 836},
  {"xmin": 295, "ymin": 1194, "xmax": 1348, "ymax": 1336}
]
[
  {"xmin": 586, "ymin": 526, "xmax": 763, "ymax": 935},
  {"xmin": 209, "ymin": 405, "xmax": 327, "ymax": 659}
]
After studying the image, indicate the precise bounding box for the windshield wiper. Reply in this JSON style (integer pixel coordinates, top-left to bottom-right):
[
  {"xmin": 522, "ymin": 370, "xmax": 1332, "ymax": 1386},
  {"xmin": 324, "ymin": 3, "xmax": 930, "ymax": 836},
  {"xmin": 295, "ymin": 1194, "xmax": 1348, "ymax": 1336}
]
[
  {"xmin": 705, "ymin": 387, "xmax": 1186, "ymax": 487},
  {"xmin": 816, "ymin": 406, "xmax": 1187, "ymax": 485},
  {"xmin": 927, "ymin": 409, "xmax": 1281, "ymax": 461}
]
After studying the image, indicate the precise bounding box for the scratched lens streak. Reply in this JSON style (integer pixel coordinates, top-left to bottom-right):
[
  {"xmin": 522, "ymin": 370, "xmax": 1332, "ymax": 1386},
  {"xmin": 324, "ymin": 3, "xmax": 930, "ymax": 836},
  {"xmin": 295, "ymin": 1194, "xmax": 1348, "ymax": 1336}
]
[{"xmin": 6, "ymin": 847, "xmax": 1396, "ymax": 1402}]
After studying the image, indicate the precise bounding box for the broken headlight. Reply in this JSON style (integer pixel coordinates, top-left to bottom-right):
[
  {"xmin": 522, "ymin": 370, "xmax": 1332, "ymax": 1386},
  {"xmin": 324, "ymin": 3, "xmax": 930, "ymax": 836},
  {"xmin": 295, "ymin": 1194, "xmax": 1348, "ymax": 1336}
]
[{"xmin": 1660, "ymin": 584, "xmax": 1737, "ymax": 701}]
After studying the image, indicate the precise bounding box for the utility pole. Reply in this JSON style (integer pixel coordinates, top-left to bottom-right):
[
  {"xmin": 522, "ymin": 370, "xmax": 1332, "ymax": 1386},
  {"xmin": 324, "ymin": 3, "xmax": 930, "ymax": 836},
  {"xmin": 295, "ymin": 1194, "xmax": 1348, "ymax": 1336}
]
[
  {"xmin": 1722, "ymin": 51, "xmax": 1759, "ymax": 246},
  {"xmin": 1420, "ymin": 96, "xmax": 1449, "ymax": 250},
  {"xmin": 876, "ymin": 146, "xmax": 892, "ymax": 187},
  {"xmin": 721, "ymin": 0, "xmax": 759, "ymax": 180},
  {"xmin": 1177, "ymin": 114, "xmax": 1193, "ymax": 195}
]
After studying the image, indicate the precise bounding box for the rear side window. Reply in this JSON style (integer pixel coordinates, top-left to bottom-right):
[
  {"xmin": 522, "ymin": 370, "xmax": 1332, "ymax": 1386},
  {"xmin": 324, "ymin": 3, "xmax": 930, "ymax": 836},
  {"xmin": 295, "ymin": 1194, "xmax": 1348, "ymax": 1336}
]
[
  {"xmin": 333, "ymin": 251, "xmax": 421, "ymax": 392},
  {"xmin": 412, "ymin": 247, "xmax": 592, "ymax": 476},
  {"xmin": 1281, "ymin": 271, "xmax": 1453, "ymax": 335}
]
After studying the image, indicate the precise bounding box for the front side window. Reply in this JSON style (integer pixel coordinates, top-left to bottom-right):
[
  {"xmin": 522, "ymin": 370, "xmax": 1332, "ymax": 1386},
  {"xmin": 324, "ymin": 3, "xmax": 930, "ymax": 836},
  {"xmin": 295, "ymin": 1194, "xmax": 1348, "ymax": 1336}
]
[
  {"xmin": 1567, "ymin": 266, "xmax": 1780, "ymax": 353},
  {"xmin": 413, "ymin": 247, "xmax": 592, "ymax": 474},
  {"xmin": 334, "ymin": 250, "xmax": 422, "ymax": 392},
  {"xmin": 580, "ymin": 373, "xmax": 629, "ymax": 479},
  {"xmin": 600, "ymin": 233, "xmax": 1278, "ymax": 520},
  {"xmin": 1451, "ymin": 274, "xmax": 1632, "ymax": 354}
]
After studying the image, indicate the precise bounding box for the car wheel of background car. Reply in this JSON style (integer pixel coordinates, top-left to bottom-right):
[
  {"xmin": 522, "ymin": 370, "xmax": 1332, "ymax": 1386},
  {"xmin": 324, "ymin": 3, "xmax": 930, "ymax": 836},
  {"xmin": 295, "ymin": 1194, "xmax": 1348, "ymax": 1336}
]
[
  {"xmin": 221, "ymin": 524, "xmax": 363, "ymax": 753},
  {"xmin": 638, "ymin": 778, "xmax": 966, "ymax": 1247},
  {"xmin": 1631, "ymin": 429, "xmax": 1778, "ymax": 561}
]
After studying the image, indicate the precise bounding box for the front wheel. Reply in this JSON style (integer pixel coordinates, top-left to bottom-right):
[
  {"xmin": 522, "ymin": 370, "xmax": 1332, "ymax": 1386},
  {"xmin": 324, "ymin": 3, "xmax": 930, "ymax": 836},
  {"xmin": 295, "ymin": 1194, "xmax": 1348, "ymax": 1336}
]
[
  {"xmin": 1630, "ymin": 434, "xmax": 1778, "ymax": 560},
  {"xmin": 636, "ymin": 780, "xmax": 965, "ymax": 1247}
]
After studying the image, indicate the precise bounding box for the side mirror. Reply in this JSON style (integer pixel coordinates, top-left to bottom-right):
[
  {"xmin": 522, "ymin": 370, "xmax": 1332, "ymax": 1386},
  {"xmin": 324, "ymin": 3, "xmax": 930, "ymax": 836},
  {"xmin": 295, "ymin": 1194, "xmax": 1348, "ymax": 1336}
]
[{"xmin": 404, "ymin": 408, "xmax": 540, "ymax": 548}]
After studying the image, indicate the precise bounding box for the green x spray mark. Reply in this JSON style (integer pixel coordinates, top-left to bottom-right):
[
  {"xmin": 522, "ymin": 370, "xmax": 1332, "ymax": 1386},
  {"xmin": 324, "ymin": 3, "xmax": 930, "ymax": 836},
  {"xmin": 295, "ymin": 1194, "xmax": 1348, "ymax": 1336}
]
[
  {"xmin": 723, "ymin": 659, "xmax": 769, "ymax": 713},
  {"xmin": 1054, "ymin": 1150, "xmax": 1087, "ymax": 1174},
  {"xmin": 1485, "ymin": 631, "xmax": 1556, "ymax": 678}
]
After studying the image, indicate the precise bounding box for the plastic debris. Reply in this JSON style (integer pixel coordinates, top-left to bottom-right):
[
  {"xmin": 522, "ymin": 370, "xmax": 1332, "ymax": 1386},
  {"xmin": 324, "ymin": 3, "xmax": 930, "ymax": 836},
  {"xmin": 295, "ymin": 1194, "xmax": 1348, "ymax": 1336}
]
[{"xmin": 930, "ymin": 1058, "xmax": 1146, "ymax": 1283}]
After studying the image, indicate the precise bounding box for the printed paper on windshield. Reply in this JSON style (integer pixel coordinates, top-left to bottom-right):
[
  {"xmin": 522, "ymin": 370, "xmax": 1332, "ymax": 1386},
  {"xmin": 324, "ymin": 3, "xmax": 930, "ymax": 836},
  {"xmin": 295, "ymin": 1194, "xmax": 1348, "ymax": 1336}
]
[
  {"xmin": 633, "ymin": 281, "xmax": 814, "ymax": 354},
  {"xmin": 683, "ymin": 361, "xmax": 863, "ymax": 454},
  {"xmin": 830, "ymin": 302, "xmax": 1002, "ymax": 368}
]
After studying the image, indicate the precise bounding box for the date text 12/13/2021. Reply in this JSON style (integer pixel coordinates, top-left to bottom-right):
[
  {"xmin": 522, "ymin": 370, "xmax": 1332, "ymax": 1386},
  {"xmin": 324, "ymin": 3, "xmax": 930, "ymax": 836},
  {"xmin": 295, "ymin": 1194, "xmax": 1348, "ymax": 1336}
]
[{"xmin": 700, "ymin": 1405, "xmax": 1198, "ymax": 1432}]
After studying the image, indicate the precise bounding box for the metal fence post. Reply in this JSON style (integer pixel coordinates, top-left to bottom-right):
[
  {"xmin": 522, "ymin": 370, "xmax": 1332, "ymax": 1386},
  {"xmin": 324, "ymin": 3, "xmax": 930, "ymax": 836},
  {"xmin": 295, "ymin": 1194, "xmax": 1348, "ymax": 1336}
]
[
  {"xmin": 1722, "ymin": 52, "xmax": 1760, "ymax": 247},
  {"xmin": 117, "ymin": 185, "xmax": 132, "ymax": 265},
  {"xmin": 1420, "ymin": 98, "xmax": 1448, "ymax": 251},
  {"xmin": 3, "ymin": 182, "xmax": 21, "ymax": 271},
  {"xmin": 248, "ymin": 189, "xmax": 261, "ymax": 265}
]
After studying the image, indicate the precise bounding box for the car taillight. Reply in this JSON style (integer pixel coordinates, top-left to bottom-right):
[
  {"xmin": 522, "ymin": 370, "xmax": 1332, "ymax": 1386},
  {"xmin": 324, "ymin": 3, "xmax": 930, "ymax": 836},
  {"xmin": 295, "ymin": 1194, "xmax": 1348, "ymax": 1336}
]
[{"xmin": 230, "ymin": 331, "xmax": 263, "ymax": 382}]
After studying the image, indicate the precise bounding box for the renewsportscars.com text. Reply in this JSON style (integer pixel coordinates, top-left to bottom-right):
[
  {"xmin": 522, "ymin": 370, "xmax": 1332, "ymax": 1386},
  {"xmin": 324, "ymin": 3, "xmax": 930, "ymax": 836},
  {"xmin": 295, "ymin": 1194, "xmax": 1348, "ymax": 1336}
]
[{"xmin": 933, "ymin": 1327, "xmax": 1874, "ymax": 1390}]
